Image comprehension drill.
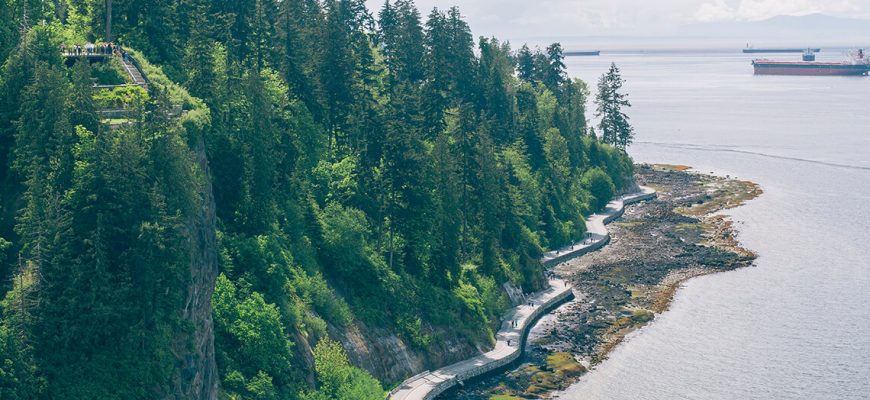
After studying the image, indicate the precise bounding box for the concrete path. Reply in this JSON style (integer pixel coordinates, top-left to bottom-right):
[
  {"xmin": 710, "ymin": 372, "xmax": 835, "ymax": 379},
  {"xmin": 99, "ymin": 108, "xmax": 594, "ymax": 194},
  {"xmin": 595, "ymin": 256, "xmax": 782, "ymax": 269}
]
[
  {"xmin": 541, "ymin": 186, "xmax": 657, "ymax": 267},
  {"xmin": 387, "ymin": 186, "xmax": 657, "ymax": 400}
]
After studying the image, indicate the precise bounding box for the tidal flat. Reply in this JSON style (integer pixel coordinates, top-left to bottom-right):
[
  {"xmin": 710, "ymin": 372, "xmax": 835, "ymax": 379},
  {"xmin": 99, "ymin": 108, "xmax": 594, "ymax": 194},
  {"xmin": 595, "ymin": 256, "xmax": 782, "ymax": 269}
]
[{"xmin": 450, "ymin": 164, "xmax": 762, "ymax": 399}]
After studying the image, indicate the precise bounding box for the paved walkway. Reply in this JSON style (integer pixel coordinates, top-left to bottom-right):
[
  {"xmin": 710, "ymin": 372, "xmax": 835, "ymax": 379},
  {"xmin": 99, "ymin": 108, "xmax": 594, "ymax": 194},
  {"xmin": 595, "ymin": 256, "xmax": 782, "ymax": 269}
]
[
  {"xmin": 388, "ymin": 186, "xmax": 657, "ymax": 400},
  {"xmin": 541, "ymin": 186, "xmax": 657, "ymax": 267}
]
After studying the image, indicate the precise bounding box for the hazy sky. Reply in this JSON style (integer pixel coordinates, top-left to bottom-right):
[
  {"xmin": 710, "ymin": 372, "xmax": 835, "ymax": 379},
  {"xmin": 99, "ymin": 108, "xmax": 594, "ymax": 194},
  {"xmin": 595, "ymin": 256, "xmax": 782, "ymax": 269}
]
[{"xmin": 364, "ymin": 0, "xmax": 870, "ymax": 40}]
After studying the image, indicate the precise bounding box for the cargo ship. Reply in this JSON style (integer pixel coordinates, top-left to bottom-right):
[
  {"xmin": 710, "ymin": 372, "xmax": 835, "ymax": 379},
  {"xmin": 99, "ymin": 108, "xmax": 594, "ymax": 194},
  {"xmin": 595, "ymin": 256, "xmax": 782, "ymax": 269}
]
[
  {"xmin": 743, "ymin": 46, "xmax": 821, "ymax": 54},
  {"xmin": 752, "ymin": 49, "xmax": 870, "ymax": 76},
  {"xmin": 565, "ymin": 50, "xmax": 600, "ymax": 56}
]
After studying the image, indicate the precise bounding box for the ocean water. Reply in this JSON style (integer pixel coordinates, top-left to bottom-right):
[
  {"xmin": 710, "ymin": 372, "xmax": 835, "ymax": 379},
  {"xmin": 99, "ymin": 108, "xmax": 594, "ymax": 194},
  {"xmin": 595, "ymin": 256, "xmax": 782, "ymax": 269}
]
[{"xmin": 553, "ymin": 50, "xmax": 870, "ymax": 399}]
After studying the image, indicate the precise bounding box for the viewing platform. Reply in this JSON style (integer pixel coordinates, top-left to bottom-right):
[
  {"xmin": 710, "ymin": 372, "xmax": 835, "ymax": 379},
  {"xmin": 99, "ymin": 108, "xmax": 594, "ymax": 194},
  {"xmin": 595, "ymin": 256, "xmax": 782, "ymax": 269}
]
[
  {"xmin": 62, "ymin": 52, "xmax": 148, "ymax": 88},
  {"xmin": 388, "ymin": 186, "xmax": 657, "ymax": 400}
]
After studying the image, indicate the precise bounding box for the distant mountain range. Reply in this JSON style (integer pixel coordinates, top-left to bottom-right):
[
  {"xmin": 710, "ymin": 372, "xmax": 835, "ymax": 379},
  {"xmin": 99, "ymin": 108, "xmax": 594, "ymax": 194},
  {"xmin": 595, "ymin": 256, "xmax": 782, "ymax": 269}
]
[
  {"xmin": 679, "ymin": 14, "xmax": 870, "ymax": 45},
  {"xmin": 517, "ymin": 13, "xmax": 869, "ymax": 52}
]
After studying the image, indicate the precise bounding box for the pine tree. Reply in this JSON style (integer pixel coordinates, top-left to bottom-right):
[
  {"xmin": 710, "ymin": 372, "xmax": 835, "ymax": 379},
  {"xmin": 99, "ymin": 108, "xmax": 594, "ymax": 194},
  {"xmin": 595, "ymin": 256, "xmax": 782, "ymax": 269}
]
[
  {"xmin": 278, "ymin": 0, "xmax": 323, "ymax": 119},
  {"xmin": 68, "ymin": 60, "xmax": 100, "ymax": 134},
  {"xmin": 0, "ymin": 0, "xmax": 17, "ymax": 63},
  {"xmin": 379, "ymin": 83, "xmax": 433, "ymax": 275},
  {"xmin": 542, "ymin": 42, "xmax": 567, "ymax": 95},
  {"xmin": 248, "ymin": 0, "xmax": 279, "ymax": 69},
  {"xmin": 472, "ymin": 129, "xmax": 505, "ymax": 276},
  {"xmin": 445, "ymin": 6, "xmax": 476, "ymax": 102},
  {"xmin": 378, "ymin": 0, "xmax": 425, "ymax": 85},
  {"xmin": 516, "ymin": 44, "xmax": 536, "ymax": 83},
  {"xmin": 478, "ymin": 37, "xmax": 515, "ymax": 143},
  {"xmin": 421, "ymin": 6, "xmax": 476, "ymax": 136},
  {"xmin": 595, "ymin": 62, "xmax": 634, "ymax": 150},
  {"xmin": 554, "ymin": 78, "xmax": 590, "ymax": 168},
  {"xmin": 182, "ymin": 0, "xmax": 217, "ymax": 100},
  {"xmin": 421, "ymin": 7, "xmax": 450, "ymax": 136},
  {"xmin": 431, "ymin": 132, "xmax": 461, "ymax": 287}
]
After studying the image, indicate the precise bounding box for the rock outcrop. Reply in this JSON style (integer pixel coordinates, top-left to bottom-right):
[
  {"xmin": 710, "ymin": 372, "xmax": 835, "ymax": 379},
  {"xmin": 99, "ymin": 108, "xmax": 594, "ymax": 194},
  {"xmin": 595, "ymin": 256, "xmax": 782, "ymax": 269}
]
[
  {"xmin": 172, "ymin": 134, "xmax": 219, "ymax": 400},
  {"xmin": 336, "ymin": 321, "xmax": 484, "ymax": 385}
]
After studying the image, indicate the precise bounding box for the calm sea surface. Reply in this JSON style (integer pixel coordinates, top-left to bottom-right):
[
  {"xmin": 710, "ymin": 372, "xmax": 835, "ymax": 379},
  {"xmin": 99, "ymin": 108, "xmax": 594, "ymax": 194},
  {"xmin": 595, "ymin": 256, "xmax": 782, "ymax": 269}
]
[{"xmin": 554, "ymin": 50, "xmax": 870, "ymax": 399}]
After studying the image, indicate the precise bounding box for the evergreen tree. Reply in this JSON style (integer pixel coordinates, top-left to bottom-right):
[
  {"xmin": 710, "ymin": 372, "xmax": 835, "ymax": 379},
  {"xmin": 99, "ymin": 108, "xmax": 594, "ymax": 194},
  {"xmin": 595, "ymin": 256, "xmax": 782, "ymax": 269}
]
[
  {"xmin": 378, "ymin": 0, "xmax": 425, "ymax": 84},
  {"xmin": 516, "ymin": 44, "xmax": 536, "ymax": 83},
  {"xmin": 278, "ymin": 0, "xmax": 323, "ymax": 117},
  {"xmin": 554, "ymin": 78, "xmax": 590, "ymax": 168},
  {"xmin": 68, "ymin": 58, "xmax": 100, "ymax": 134},
  {"xmin": 248, "ymin": 0, "xmax": 279, "ymax": 69},
  {"xmin": 0, "ymin": 0, "xmax": 17, "ymax": 63},
  {"xmin": 421, "ymin": 6, "xmax": 475, "ymax": 136},
  {"xmin": 379, "ymin": 83, "xmax": 433, "ymax": 275},
  {"xmin": 595, "ymin": 62, "xmax": 634, "ymax": 150},
  {"xmin": 542, "ymin": 43, "xmax": 568, "ymax": 95},
  {"xmin": 421, "ymin": 7, "xmax": 450, "ymax": 136},
  {"xmin": 182, "ymin": 0, "xmax": 217, "ymax": 100},
  {"xmin": 430, "ymin": 133, "xmax": 461, "ymax": 287},
  {"xmin": 478, "ymin": 37, "xmax": 515, "ymax": 143},
  {"xmin": 445, "ymin": 7, "xmax": 476, "ymax": 102}
]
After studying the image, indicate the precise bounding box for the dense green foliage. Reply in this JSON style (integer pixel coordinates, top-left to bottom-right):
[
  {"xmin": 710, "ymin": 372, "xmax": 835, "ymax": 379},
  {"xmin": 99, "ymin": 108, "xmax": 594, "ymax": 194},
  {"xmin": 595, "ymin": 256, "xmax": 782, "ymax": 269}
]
[
  {"xmin": 0, "ymin": 25, "xmax": 207, "ymax": 398},
  {"xmin": 302, "ymin": 339, "xmax": 383, "ymax": 400},
  {"xmin": 0, "ymin": 1, "xmax": 635, "ymax": 399}
]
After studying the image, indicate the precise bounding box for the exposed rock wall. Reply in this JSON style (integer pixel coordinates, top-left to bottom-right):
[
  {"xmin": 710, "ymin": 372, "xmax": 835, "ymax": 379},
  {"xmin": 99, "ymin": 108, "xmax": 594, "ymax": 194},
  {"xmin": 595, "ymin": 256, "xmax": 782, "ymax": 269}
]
[
  {"xmin": 336, "ymin": 321, "xmax": 485, "ymax": 385},
  {"xmin": 172, "ymin": 134, "xmax": 219, "ymax": 400}
]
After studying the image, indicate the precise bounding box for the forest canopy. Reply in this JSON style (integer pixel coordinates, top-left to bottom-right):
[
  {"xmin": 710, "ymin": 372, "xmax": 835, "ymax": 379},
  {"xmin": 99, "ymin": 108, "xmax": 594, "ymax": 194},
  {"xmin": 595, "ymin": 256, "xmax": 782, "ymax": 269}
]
[{"xmin": 0, "ymin": 1, "xmax": 635, "ymax": 399}]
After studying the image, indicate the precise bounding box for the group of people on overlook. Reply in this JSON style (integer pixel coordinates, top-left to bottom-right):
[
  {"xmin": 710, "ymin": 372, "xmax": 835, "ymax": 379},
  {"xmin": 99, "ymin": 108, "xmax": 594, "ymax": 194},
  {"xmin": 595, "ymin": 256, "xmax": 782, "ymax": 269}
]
[{"xmin": 61, "ymin": 42, "xmax": 121, "ymax": 57}]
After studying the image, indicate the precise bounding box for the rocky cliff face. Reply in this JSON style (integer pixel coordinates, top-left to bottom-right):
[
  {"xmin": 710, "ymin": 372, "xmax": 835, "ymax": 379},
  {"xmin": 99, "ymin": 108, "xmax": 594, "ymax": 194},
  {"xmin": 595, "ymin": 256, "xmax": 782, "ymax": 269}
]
[
  {"xmin": 336, "ymin": 321, "xmax": 487, "ymax": 385},
  {"xmin": 334, "ymin": 285, "xmax": 531, "ymax": 385},
  {"xmin": 172, "ymin": 134, "xmax": 219, "ymax": 400}
]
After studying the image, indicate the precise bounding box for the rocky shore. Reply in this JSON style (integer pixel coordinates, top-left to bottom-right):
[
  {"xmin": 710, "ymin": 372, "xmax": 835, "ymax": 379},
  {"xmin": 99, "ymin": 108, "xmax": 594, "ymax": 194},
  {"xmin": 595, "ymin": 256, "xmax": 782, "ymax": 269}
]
[{"xmin": 448, "ymin": 164, "xmax": 763, "ymax": 399}]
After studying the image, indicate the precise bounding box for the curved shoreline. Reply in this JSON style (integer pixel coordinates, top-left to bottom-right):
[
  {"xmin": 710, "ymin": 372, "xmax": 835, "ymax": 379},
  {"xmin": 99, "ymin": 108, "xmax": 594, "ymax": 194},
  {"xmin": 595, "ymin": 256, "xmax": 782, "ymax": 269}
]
[
  {"xmin": 504, "ymin": 165, "xmax": 762, "ymax": 399},
  {"xmin": 387, "ymin": 187, "xmax": 657, "ymax": 400}
]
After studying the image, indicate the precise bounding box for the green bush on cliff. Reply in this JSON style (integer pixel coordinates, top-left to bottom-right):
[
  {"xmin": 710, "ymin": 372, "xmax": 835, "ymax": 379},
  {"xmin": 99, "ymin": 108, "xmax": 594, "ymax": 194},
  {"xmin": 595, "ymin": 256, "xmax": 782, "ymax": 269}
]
[
  {"xmin": 213, "ymin": 274, "xmax": 297, "ymax": 399},
  {"xmin": 582, "ymin": 168, "xmax": 618, "ymax": 211},
  {"xmin": 301, "ymin": 339, "xmax": 383, "ymax": 400}
]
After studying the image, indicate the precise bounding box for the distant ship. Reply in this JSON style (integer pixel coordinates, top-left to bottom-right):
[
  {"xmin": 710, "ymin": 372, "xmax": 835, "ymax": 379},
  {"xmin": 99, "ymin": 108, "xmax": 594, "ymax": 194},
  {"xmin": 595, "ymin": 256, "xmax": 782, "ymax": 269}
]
[
  {"xmin": 743, "ymin": 45, "xmax": 821, "ymax": 54},
  {"xmin": 752, "ymin": 49, "xmax": 870, "ymax": 76},
  {"xmin": 565, "ymin": 51, "xmax": 600, "ymax": 56}
]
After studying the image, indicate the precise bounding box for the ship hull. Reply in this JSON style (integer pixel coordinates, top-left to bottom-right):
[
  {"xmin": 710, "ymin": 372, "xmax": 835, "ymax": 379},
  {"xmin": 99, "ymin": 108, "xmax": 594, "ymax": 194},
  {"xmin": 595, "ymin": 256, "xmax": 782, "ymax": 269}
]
[
  {"xmin": 753, "ymin": 62, "xmax": 870, "ymax": 76},
  {"xmin": 565, "ymin": 51, "xmax": 600, "ymax": 56}
]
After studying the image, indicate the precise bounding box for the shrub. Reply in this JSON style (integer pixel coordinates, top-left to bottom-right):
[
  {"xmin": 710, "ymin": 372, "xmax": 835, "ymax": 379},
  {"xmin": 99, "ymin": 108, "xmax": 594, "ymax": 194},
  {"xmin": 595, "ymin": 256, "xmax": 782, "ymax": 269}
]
[
  {"xmin": 304, "ymin": 339, "xmax": 384, "ymax": 400},
  {"xmin": 581, "ymin": 168, "xmax": 616, "ymax": 211},
  {"xmin": 92, "ymin": 85, "xmax": 148, "ymax": 109}
]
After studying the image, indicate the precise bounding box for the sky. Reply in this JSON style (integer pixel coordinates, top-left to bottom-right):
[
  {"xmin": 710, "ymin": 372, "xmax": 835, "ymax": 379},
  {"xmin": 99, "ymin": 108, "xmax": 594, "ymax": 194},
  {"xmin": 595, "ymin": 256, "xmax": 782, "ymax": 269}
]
[{"xmin": 363, "ymin": 0, "xmax": 870, "ymax": 41}]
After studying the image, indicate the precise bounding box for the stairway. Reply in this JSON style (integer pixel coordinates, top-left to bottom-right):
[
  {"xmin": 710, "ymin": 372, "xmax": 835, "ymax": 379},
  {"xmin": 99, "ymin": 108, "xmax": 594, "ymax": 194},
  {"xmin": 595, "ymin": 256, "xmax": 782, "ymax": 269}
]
[{"xmin": 120, "ymin": 56, "xmax": 148, "ymax": 88}]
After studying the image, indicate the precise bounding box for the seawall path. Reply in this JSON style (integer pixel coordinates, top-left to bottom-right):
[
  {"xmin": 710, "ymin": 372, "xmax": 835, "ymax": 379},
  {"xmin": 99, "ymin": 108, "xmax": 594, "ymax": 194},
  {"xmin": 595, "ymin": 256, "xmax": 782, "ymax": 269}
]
[{"xmin": 387, "ymin": 187, "xmax": 657, "ymax": 400}]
